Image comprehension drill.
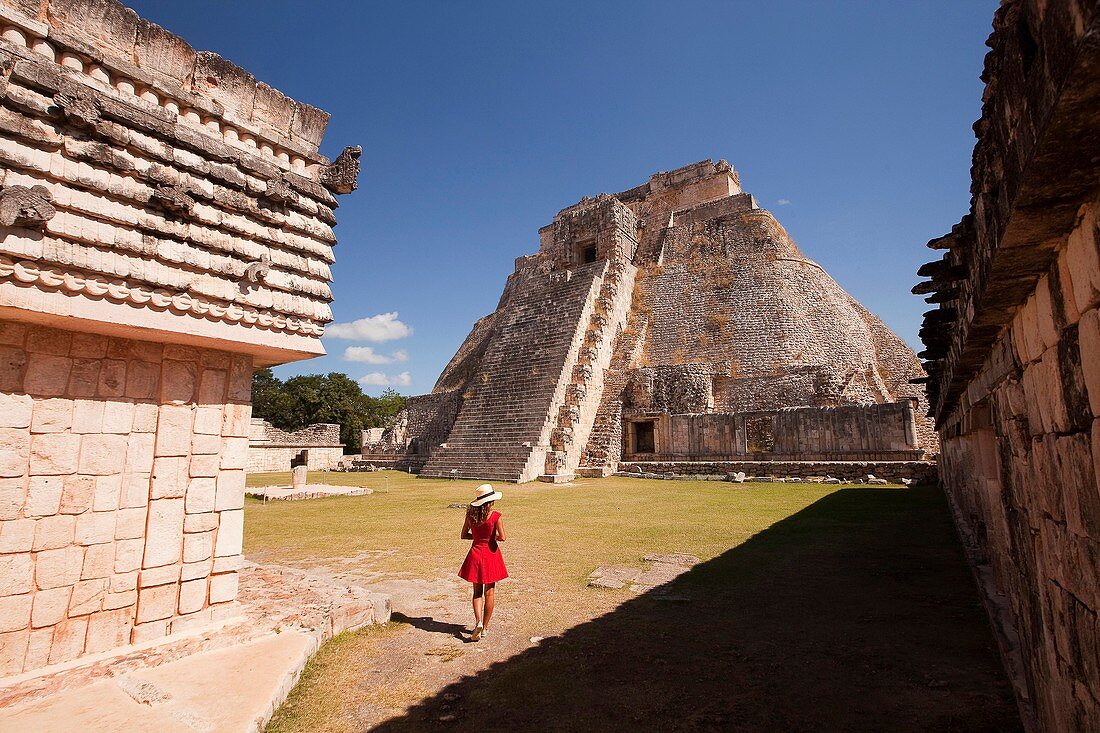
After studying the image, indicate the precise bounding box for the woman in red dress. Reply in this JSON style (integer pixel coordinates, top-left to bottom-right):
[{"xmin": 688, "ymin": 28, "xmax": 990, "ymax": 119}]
[{"xmin": 458, "ymin": 484, "xmax": 508, "ymax": 641}]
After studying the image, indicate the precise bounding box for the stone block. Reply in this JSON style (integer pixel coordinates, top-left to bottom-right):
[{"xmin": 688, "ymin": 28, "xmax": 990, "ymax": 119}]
[
  {"xmin": 214, "ymin": 470, "xmax": 245, "ymax": 511},
  {"xmin": 31, "ymin": 586, "xmax": 71, "ymax": 629},
  {"xmin": 70, "ymin": 334, "xmax": 108, "ymax": 359},
  {"xmin": 151, "ymin": 456, "xmax": 188, "ymax": 499},
  {"xmin": 24, "ymin": 354, "xmax": 72, "ymax": 396},
  {"xmin": 0, "ymin": 629, "xmax": 28, "ymax": 675},
  {"xmin": 155, "ymin": 405, "xmax": 193, "ymax": 457},
  {"xmin": 211, "ymin": 555, "xmax": 241, "ymax": 574},
  {"xmin": 79, "ymin": 433, "xmax": 128, "ymax": 475},
  {"xmin": 29, "ymin": 433, "xmax": 81, "ymax": 475},
  {"xmin": 221, "ymin": 403, "xmax": 251, "ymax": 437},
  {"xmin": 191, "ymin": 433, "xmax": 222, "ymax": 456},
  {"xmin": 185, "ymin": 478, "xmax": 216, "ymax": 514},
  {"xmin": 0, "ymin": 519, "xmax": 34, "ymax": 553},
  {"xmin": 32, "ymin": 514, "xmax": 75, "ymax": 551},
  {"xmin": 125, "ymin": 361, "xmax": 160, "ymax": 400},
  {"xmin": 104, "ymin": 589, "xmax": 137, "ymax": 611},
  {"xmin": 0, "ymin": 324, "xmax": 24, "ymax": 347},
  {"xmin": 59, "ymin": 475, "xmax": 95, "ymax": 514},
  {"xmin": 126, "ymin": 433, "xmax": 156, "ymax": 474},
  {"xmin": 97, "ymin": 359, "xmax": 126, "ymax": 397},
  {"xmin": 139, "ymin": 564, "xmax": 181, "ymax": 588},
  {"xmin": 36, "ymin": 545, "xmax": 84, "ymax": 590},
  {"xmin": 214, "ymin": 509, "xmax": 243, "ymax": 558},
  {"xmin": 70, "ymin": 578, "xmax": 108, "ymax": 616},
  {"xmin": 1080, "ymin": 308, "xmax": 1100, "ymax": 416},
  {"xmin": 112, "ymin": 506, "xmax": 145, "ymax": 541},
  {"xmin": 30, "ymin": 398, "xmax": 73, "ymax": 433},
  {"xmin": 102, "ymin": 400, "xmax": 135, "ymax": 434},
  {"xmin": 0, "ymin": 553, "xmax": 33, "ymax": 596},
  {"xmin": 76, "ymin": 511, "xmax": 116, "ymax": 545},
  {"xmin": 121, "ymin": 472, "xmax": 151, "ymax": 509},
  {"xmin": 193, "ymin": 406, "xmax": 223, "ymax": 435},
  {"xmin": 220, "ymin": 437, "xmax": 248, "ymax": 470},
  {"xmin": 0, "ymin": 393, "xmax": 33, "ymax": 429},
  {"xmin": 70, "ymin": 399, "xmax": 105, "ymax": 434},
  {"xmin": 198, "ymin": 369, "xmax": 227, "ymax": 405},
  {"xmin": 68, "ymin": 359, "xmax": 101, "ymax": 398},
  {"xmin": 183, "ymin": 531, "xmax": 213, "ymax": 563},
  {"xmin": 183, "ymin": 512, "xmax": 218, "ymax": 533},
  {"xmin": 26, "ymin": 328, "xmax": 70, "ymax": 356},
  {"xmin": 0, "ymin": 346, "xmax": 26, "ymax": 393},
  {"xmin": 181, "ymin": 561, "xmax": 211, "ymax": 582},
  {"xmin": 0, "ymin": 593, "xmax": 32, "ymax": 632},
  {"xmin": 0, "ymin": 428, "xmax": 30, "ymax": 478},
  {"xmin": 1066, "ymin": 203, "xmax": 1100, "ymax": 315},
  {"xmin": 132, "ymin": 403, "xmax": 159, "ymax": 433},
  {"xmin": 0, "ymin": 478, "xmax": 28, "ymax": 520},
  {"xmin": 228, "ymin": 356, "xmax": 252, "ymax": 402},
  {"xmin": 82, "ymin": 542, "xmax": 116, "ymax": 580},
  {"xmin": 24, "ymin": 627, "xmax": 53, "ymax": 671},
  {"xmin": 85, "ymin": 608, "xmax": 131, "ymax": 654},
  {"xmin": 93, "ymin": 475, "xmax": 123, "ymax": 512},
  {"xmin": 136, "ymin": 583, "xmax": 178, "ymax": 623},
  {"xmin": 48, "ymin": 617, "xmax": 88, "ymax": 664},
  {"xmin": 115, "ymin": 537, "xmax": 145, "ymax": 574},
  {"xmin": 143, "ymin": 498, "xmax": 184, "ymax": 568},
  {"xmin": 130, "ymin": 619, "xmax": 168, "ymax": 644},
  {"xmin": 208, "ymin": 572, "xmax": 238, "ymax": 604},
  {"xmin": 178, "ymin": 578, "xmax": 207, "ymax": 615},
  {"xmin": 112, "ymin": 571, "xmax": 139, "ymax": 594},
  {"xmin": 25, "ymin": 476, "xmax": 63, "ymax": 517},
  {"xmin": 170, "ymin": 607, "xmax": 213, "ymax": 635},
  {"xmin": 189, "ymin": 453, "xmax": 219, "ymax": 478},
  {"xmin": 161, "ymin": 359, "xmax": 197, "ymax": 404}
]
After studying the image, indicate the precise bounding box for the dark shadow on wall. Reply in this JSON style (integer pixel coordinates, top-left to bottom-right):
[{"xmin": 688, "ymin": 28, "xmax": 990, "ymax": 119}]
[{"xmin": 371, "ymin": 486, "xmax": 1022, "ymax": 733}]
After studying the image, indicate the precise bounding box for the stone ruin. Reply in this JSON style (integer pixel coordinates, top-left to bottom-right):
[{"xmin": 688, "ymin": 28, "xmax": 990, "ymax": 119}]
[
  {"xmin": 403, "ymin": 159, "xmax": 937, "ymax": 482},
  {"xmin": 247, "ymin": 418, "xmax": 344, "ymax": 473},
  {"xmin": 915, "ymin": 0, "xmax": 1100, "ymax": 730},
  {"xmin": 0, "ymin": 0, "xmax": 358, "ymax": 679}
]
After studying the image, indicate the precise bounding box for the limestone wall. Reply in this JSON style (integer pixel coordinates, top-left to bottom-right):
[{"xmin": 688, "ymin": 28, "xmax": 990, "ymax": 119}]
[
  {"xmin": 0, "ymin": 321, "xmax": 250, "ymax": 675},
  {"xmin": 246, "ymin": 418, "xmax": 343, "ymax": 473},
  {"xmin": 915, "ymin": 1, "xmax": 1100, "ymax": 729},
  {"xmin": 624, "ymin": 402, "xmax": 921, "ymax": 462},
  {"xmin": 0, "ymin": 0, "xmax": 356, "ymax": 677},
  {"xmin": 618, "ymin": 460, "xmax": 938, "ymax": 485}
]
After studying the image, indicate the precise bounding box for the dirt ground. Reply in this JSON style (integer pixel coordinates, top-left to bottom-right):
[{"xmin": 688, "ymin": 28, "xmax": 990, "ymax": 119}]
[{"xmin": 248, "ymin": 473, "xmax": 1021, "ymax": 733}]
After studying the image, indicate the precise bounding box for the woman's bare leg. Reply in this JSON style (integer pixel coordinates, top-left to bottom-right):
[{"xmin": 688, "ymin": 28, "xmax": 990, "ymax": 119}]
[
  {"xmin": 471, "ymin": 583, "xmax": 484, "ymax": 628},
  {"xmin": 483, "ymin": 583, "xmax": 496, "ymax": 629}
]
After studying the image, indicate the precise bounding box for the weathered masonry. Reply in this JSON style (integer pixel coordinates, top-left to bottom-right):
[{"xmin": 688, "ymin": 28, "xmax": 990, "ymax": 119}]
[
  {"xmin": 247, "ymin": 419, "xmax": 344, "ymax": 473},
  {"xmin": 0, "ymin": 0, "xmax": 358, "ymax": 677},
  {"xmin": 914, "ymin": 1, "xmax": 1100, "ymax": 730},
  {"xmin": 405, "ymin": 160, "xmax": 935, "ymax": 482}
]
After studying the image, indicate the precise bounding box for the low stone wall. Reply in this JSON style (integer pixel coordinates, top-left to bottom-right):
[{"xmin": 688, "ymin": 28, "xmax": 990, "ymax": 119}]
[
  {"xmin": 618, "ymin": 460, "xmax": 939, "ymax": 484},
  {"xmin": 247, "ymin": 419, "xmax": 343, "ymax": 472}
]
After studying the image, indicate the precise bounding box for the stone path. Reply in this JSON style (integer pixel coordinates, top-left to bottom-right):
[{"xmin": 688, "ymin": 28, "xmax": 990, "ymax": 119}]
[{"xmin": 587, "ymin": 553, "xmax": 700, "ymax": 592}]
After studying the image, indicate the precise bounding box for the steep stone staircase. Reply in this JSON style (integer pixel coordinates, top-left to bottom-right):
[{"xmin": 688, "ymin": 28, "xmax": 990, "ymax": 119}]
[
  {"xmin": 420, "ymin": 261, "xmax": 610, "ymax": 482},
  {"xmin": 542, "ymin": 260, "xmax": 637, "ymax": 481}
]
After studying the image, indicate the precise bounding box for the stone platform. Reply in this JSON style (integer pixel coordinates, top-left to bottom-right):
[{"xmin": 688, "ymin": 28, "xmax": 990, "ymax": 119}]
[
  {"xmin": 245, "ymin": 485, "xmax": 374, "ymax": 501},
  {"xmin": 0, "ymin": 563, "xmax": 390, "ymax": 731}
]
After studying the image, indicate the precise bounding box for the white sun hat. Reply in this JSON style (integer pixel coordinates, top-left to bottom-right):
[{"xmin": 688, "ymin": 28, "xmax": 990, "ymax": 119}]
[{"xmin": 469, "ymin": 483, "xmax": 502, "ymax": 506}]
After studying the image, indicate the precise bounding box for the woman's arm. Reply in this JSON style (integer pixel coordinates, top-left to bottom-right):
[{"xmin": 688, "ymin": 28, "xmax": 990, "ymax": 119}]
[
  {"xmin": 494, "ymin": 516, "xmax": 506, "ymax": 542},
  {"xmin": 460, "ymin": 513, "xmax": 473, "ymax": 539}
]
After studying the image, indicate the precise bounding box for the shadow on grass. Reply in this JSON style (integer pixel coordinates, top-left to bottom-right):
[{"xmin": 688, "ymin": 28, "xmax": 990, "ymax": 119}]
[
  {"xmin": 372, "ymin": 485, "xmax": 1021, "ymax": 733},
  {"xmin": 392, "ymin": 613, "xmax": 468, "ymax": 641}
]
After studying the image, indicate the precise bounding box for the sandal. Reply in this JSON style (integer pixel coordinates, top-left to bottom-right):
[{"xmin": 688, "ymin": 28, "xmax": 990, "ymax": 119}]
[{"xmin": 471, "ymin": 625, "xmax": 483, "ymax": 641}]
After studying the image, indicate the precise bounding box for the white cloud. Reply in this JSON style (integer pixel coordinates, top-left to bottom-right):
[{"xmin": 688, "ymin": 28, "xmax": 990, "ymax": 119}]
[
  {"xmin": 343, "ymin": 346, "xmax": 410, "ymax": 364},
  {"xmin": 326, "ymin": 312, "xmax": 412, "ymax": 342},
  {"xmin": 776, "ymin": 198, "xmax": 792, "ymax": 206},
  {"xmin": 358, "ymin": 371, "xmax": 412, "ymax": 387}
]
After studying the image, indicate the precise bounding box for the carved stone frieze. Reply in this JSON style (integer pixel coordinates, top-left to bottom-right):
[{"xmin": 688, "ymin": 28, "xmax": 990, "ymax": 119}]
[
  {"xmin": 151, "ymin": 184, "xmax": 196, "ymax": 217},
  {"xmin": 243, "ymin": 254, "xmax": 271, "ymax": 284},
  {"xmin": 0, "ymin": 184, "xmax": 56, "ymax": 228},
  {"xmin": 51, "ymin": 88, "xmax": 101, "ymax": 128},
  {"xmin": 319, "ymin": 145, "xmax": 361, "ymax": 195},
  {"xmin": 263, "ymin": 176, "xmax": 297, "ymax": 205}
]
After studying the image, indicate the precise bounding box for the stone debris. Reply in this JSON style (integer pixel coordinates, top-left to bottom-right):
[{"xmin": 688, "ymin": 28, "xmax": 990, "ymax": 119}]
[
  {"xmin": 866, "ymin": 474, "xmax": 889, "ymax": 485},
  {"xmin": 116, "ymin": 677, "xmax": 172, "ymax": 706},
  {"xmin": 588, "ymin": 553, "xmax": 701, "ymax": 594},
  {"xmin": 245, "ymin": 485, "xmax": 374, "ymax": 501}
]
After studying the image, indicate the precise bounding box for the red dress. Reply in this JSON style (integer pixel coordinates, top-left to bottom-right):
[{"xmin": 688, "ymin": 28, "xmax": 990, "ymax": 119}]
[{"xmin": 458, "ymin": 511, "xmax": 508, "ymax": 583}]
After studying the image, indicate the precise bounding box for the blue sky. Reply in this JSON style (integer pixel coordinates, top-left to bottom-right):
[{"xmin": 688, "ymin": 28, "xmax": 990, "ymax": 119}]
[{"xmin": 127, "ymin": 0, "xmax": 996, "ymax": 394}]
